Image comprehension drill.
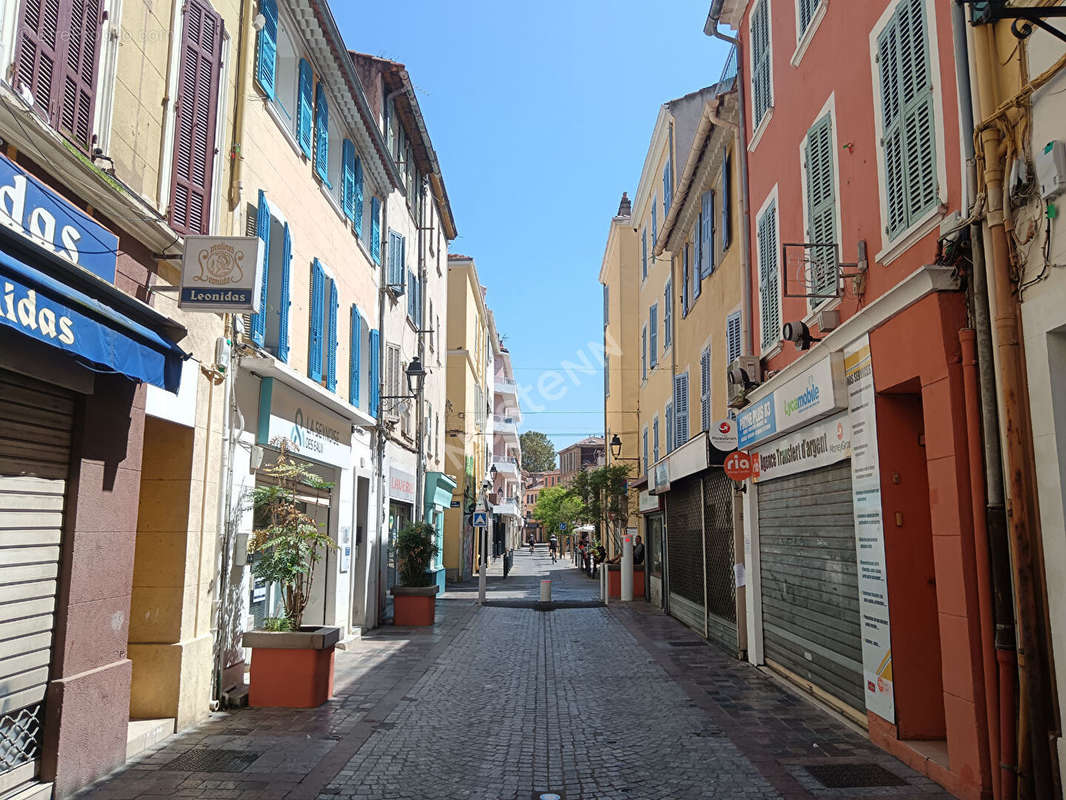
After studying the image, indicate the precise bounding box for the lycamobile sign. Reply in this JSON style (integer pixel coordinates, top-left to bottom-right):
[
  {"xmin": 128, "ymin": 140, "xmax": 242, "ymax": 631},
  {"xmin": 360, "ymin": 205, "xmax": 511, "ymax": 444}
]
[{"xmin": 737, "ymin": 353, "xmax": 846, "ymax": 449}]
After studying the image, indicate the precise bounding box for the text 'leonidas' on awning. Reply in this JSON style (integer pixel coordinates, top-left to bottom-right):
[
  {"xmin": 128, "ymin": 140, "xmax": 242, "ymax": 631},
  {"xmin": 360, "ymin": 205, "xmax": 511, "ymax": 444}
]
[{"xmin": 0, "ymin": 151, "xmax": 187, "ymax": 392}]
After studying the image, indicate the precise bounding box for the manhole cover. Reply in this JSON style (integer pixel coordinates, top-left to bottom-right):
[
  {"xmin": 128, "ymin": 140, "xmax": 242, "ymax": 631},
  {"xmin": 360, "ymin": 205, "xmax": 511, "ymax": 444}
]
[
  {"xmin": 804, "ymin": 763, "xmax": 907, "ymax": 788},
  {"xmin": 667, "ymin": 640, "xmax": 704, "ymax": 647},
  {"xmin": 165, "ymin": 748, "xmax": 260, "ymax": 772},
  {"xmin": 532, "ymin": 793, "xmax": 564, "ymax": 800}
]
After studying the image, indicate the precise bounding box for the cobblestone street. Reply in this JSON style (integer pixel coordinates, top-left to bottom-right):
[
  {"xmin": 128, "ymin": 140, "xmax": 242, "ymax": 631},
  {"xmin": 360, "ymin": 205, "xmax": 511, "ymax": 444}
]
[{"xmin": 77, "ymin": 549, "xmax": 952, "ymax": 800}]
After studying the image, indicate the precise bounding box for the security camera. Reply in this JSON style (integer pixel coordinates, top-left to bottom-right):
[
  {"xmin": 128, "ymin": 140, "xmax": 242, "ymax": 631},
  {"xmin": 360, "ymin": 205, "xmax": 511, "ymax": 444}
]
[
  {"xmin": 782, "ymin": 320, "xmax": 820, "ymax": 351},
  {"xmin": 727, "ymin": 364, "xmax": 750, "ymax": 388}
]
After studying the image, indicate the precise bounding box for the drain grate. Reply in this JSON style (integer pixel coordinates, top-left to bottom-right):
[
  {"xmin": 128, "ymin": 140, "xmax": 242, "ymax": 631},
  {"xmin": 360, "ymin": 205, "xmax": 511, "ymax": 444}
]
[
  {"xmin": 667, "ymin": 640, "xmax": 705, "ymax": 647},
  {"xmin": 804, "ymin": 763, "xmax": 907, "ymax": 788},
  {"xmin": 165, "ymin": 748, "xmax": 261, "ymax": 773}
]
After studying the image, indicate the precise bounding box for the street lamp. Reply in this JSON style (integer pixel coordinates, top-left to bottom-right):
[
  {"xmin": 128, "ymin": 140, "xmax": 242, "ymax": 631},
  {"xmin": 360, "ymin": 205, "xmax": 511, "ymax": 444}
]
[
  {"xmin": 490, "ymin": 464, "xmax": 497, "ymax": 481},
  {"xmin": 609, "ymin": 433, "xmax": 640, "ymax": 462},
  {"xmin": 405, "ymin": 356, "xmax": 426, "ymax": 395}
]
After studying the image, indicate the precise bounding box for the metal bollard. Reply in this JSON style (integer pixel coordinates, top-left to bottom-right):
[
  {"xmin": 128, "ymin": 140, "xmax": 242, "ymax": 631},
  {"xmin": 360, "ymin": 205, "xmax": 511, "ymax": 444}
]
[{"xmin": 540, "ymin": 579, "xmax": 551, "ymax": 603}]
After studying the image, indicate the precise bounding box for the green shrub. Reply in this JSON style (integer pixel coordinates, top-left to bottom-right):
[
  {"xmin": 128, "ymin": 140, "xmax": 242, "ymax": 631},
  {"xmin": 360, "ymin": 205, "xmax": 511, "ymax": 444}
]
[{"xmin": 395, "ymin": 522, "xmax": 438, "ymax": 587}]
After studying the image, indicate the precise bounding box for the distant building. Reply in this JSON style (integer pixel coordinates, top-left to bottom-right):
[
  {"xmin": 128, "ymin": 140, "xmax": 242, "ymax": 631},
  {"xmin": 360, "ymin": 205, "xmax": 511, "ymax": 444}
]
[
  {"xmin": 558, "ymin": 437, "xmax": 606, "ymax": 484},
  {"xmin": 523, "ymin": 470, "xmax": 561, "ymax": 541}
]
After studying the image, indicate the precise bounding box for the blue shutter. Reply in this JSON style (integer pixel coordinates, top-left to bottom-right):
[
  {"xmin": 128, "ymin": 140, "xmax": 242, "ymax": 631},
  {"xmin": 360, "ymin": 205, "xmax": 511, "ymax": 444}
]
[
  {"xmin": 641, "ymin": 229, "xmax": 648, "ymax": 280},
  {"xmin": 309, "ymin": 259, "xmax": 324, "ymax": 381},
  {"xmin": 722, "ymin": 150, "xmax": 732, "ymax": 249},
  {"xmin": 662, "ymin": 163, "xmax": 671, "ymax": 213},
  {"xmin": 651, "ymin": 199, "xmax": 658, "ymax": 248},
  {"xmin": 250, "ymin": 190, "xmax": 271, "ymax": 346},
  {"xmin": 649, "ymin": 304, "xmax": 658, "ymax": 367},
  {"xmin": 277, "ymin": 222, "xmax": 292, "ymax": 362},
  {"xmin": 681, "ymin": 250, "xmax": 689, "ymax": 316},
  {"xmin": 255, "ymin": 0, "xmax": 278, "ymax": 99},
  {"xmin": 692, "ymin": 241, "xmax": 701, "ymax": 300},
  {"xmin": 701, "ymin": 191, "xmax": 714, "ymax": 277},
  {"xmin": 314, "ymin": 83, "xmax": 330, "ymax": 184},
  {"xmin": 674, "ymin": 374, "xmax": 689, "ymax": 447},
  {"xmin": 643, "ymin": 429, "xmax": 649, "ymax": 475},
  {"xmin": 370, "ymin": 198, "xmax": 381, "ymax": 264},
  {"xmin": 350, "ymin": 305, "xmax": 361, "ymax": 407},
  {"xmin": 354, "ymin": 158, "xmax": 364, "ymax": 236},
  {"xmin": 407, "ymin": 270, "xmax": 416, "ymax": 318},
  {"xmin": 342, "ymin": 140, "xmax": 356, "ymax": 221},
  {"xmin": 326, "ymin": 278, "xmax": 338, "ymax": 391},
  {"xmin": 653, "ymin": 417, "xmax": 659, "ymax": 462},
  {"xmin": 666, "ymin": 403, "xmax": 674, "ymax": 454},
  {"xmin": 369, "ymin": 329, "xmax": 380, "ymax": 417},
  {"xmin": 663, "ymin": 279, "xmax": 672, "ymax": 348},
  {"xmin": 297, "ymin": 59, "xmax": 313, "ymax": 158}
]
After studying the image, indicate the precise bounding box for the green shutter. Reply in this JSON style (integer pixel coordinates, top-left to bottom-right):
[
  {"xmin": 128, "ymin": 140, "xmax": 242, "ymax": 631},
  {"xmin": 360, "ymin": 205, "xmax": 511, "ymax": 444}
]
[
  {"xmin": 799, "ymin": 0, "xmax": 820, "ymax": 36},
  {"xmin": 751, "ymin": 0, "xmax": 772, "ymax": 128},
  {"xmin": 805, "ymin": 114, "xmax": 837, "ymax": 297},
  {"xmin": 758, "ymin": 200, "xmax": 780, "ymax": 350}
]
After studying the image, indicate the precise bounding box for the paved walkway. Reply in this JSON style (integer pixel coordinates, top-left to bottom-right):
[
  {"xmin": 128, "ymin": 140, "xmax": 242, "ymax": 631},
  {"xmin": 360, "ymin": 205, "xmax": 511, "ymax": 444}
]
[{"xmin": 77, "ymin": 548, "xmax": 951, "ymax": 800}]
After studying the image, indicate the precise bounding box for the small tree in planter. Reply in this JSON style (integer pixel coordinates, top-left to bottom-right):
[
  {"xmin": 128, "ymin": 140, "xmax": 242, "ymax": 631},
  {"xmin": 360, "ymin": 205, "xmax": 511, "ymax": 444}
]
[
  {"xmin": 391, "ymin": 522, "xmax": 441, "ymax": 626},
  {"xmin": 242, "ymin": 441, "xmax": 340, "ymax": 708}
]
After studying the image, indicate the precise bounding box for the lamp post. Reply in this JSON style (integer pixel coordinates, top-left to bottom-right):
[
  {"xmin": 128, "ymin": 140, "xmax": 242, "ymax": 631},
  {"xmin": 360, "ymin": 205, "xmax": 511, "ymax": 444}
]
[{"xmin": 477, "ymin": 477, "xmax": 492, "ymax": 604}]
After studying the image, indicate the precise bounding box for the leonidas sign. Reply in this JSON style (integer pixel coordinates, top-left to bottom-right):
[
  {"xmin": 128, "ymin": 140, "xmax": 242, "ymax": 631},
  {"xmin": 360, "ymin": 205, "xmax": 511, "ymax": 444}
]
[{"xmin": 179, "ymin": 236, "xmax": 263, "ymax": 312}]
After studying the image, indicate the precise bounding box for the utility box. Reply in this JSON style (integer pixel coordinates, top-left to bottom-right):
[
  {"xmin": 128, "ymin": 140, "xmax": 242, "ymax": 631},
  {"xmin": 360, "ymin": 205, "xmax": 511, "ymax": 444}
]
[{"xmin": 1036, "ymin": 140, "xmax": 1066, "ymax": 200}]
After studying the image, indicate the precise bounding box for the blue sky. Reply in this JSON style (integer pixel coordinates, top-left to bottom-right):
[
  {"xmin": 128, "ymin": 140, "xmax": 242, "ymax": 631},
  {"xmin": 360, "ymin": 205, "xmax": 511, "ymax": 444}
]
[{"xmin": 333, "ymin": 1, "xmax": 733, "ymax": 458}]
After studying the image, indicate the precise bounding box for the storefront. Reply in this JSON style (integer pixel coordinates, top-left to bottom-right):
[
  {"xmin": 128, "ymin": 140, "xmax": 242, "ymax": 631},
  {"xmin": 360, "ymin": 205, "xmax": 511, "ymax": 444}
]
[
  {"xmin": 639, "ymin": 489, "xmax": 664, "ymax": 608},
  {"xmin": 424, "ymin": 472, "xmax": 456, "ymax": 594},
  {"xmin": 386, "ymin": 465, "xmax": 416, "ymax": 615},
  {"xmin": 0, "ymin": 151, "xmax": 187, "ymax": 797}
]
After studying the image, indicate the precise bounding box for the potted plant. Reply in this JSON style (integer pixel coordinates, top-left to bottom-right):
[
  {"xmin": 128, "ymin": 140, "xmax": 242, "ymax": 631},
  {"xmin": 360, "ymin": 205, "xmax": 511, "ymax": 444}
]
[
  {"xmin": 241, "ymin": 442, "xmax": 338, "ymax": 708},
  {"xmin": 390, "ymin": 522, "xmax": 440, "ymax": 626}
]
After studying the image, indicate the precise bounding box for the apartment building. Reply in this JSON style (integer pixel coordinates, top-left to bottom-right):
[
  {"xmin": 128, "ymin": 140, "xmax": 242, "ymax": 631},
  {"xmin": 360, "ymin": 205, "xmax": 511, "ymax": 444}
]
[{"xmin": 490, "ymin": 318, "xmax": 523, "ymax": 556}]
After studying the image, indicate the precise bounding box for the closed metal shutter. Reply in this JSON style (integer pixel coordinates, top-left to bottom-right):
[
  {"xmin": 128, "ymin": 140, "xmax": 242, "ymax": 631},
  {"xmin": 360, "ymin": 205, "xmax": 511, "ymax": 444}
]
[
  {"xmin": 0, "ymin": 368, "xmax": 73, "ymax": 788},
  {"xmin": 703, "ymin": 470, "xmax": 737, "ymax": 651},
  {"xmin": 665, "ymin": 475, "xmax": 704, "ymax": 634},
  {"xmin": 758, "ymin": 460, "xmax": 863, "ymax": 712}
]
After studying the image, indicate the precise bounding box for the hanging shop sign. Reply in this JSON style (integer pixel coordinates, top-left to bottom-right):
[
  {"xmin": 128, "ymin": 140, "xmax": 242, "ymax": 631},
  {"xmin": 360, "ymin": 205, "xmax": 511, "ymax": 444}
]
[
  {"xmin": 649, "ymin": 460, "xmax": 670, "ymax": 495},
  {"xmin": 723, "ymin": 451, "xmax": 754, "ymax": 482},
  {"xmin": 0, "ymin": 151, "xmax": 118, "ymax": 283},
  {"xmin": 638, "ymin": 490, "xmax": 660, "ymax": 513},
  {"xmin": 751, "ymin": 412, "xmax": 851, "ymax": 483},
  {"xmin": 257, "ymin": 377, "xmax": 351, "ymax": 468},
  {"xmin": 844, "ymin": 334, "xmax": 894, "ymax": 722},
  {"xmin": 389, "ymin": 467, "xmax": 416, "ymax": 503},
  {"xmin": 179, "ymin": 236, "xmax": 264, "ymax": 312},
  {"xmin": 710, "ymin": 418, "xmax": 738, "ymax": 452},
  {"xmin": 736, "ymin": 353, "xmax": 846, "ymax": 449}
]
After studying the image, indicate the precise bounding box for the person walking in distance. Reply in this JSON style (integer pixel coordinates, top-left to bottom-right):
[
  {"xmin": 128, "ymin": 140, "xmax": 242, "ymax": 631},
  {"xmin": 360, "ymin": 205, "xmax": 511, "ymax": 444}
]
[{"xmin": 548, "ymin": 535, "xmax": 558, "ymax": 563}]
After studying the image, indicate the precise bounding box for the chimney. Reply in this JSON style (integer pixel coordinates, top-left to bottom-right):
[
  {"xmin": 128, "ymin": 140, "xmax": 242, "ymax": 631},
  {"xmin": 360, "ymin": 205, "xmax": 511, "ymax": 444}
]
[{"xmin": 617, "ymin": 191, "xmax": 632, "ymax": 217}]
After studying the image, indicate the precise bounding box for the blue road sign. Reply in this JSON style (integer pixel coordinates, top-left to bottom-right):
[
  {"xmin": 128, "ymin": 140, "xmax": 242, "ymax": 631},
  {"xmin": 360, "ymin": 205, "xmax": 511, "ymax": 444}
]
[
  {"xmin": 559, "ymin": 523, "xmax": 566, "ymax": 530},
  {"xmin": 472, "ymin": 511, "xmax": 488, "ymax": 527}
]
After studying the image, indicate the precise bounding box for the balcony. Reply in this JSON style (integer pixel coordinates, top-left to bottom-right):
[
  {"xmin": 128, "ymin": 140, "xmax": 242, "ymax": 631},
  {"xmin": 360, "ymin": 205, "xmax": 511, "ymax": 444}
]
[
  {"xmin": 493, "ymin": 498, "xmax": 522, "ymax": 519},
  {"xmin": 493, "ymin": 415, "xmax": 520, "ymax": 443},
  {"xmin": 494, "ymin": 377, "xmax": 518, "ymax": 399},
  {"xmin": 492, "ymin": 456, "xmax": 520, "ymax": 477}
]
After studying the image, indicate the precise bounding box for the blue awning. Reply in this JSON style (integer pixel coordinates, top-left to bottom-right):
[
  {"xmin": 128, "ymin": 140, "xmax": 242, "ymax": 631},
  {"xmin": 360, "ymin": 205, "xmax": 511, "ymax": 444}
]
[{"xmin": 0, "ymin": 248, "xmax": 187, "ymax": 392}]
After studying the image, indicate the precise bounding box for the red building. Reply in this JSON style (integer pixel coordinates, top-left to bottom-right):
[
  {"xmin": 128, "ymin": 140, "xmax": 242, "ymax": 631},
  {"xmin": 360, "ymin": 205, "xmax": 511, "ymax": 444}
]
[{"xmin": 709, "ymin": 1, "xmax": 1003, "ymax": 797}]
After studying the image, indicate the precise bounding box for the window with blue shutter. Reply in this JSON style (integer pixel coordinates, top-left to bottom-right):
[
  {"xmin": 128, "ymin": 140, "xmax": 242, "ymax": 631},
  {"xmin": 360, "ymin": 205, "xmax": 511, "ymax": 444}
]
[
  {"xmin": 700, "ymin": 191, "xmax": 715, "ymax": 278},
  {"xmin": 350, "ymin": 305, "xmax": 361, "ymax": 406},
  {"xmin": 641, "ymin": 326, "xmax": 647, "ymax": 381},
  {"xmin": 297, "ymin": 59, "xmax": 313, "ymax": 158},
  {"xmin": 643, "ymin": 428, "xmax": 649, "ymax": 475},
  {"xmin": 651, "ymin": 199, "xmax": 658, "ymax": 249},
  {"xmin": 663, "ymin": 279, "xmax": 672, "ymax": 348},
  {"xmin": 325, "ymin": 277, "xmax": 338, "ymax": 391},
  {"xmin": 308, "ymin": 259, "xmax": 325, "ymax": 381},
  {"xmin": 700, "ymin": 349, "xmax": 711, "ymax": 432},
  {"xmin": 691, "ymin": 241, "xmax": 701, "ymax": 301},
  {"xmin": 641, "ymin": 229, "xmax": 648, "ymax": 280},
  {"xmin": 388, "ymin": 231, "xmax": 405, "ymax": 289},
  {"xmin": 250, "ymin": 190, "xmax": 271, "ymax": 346},
  {"xmin": 407, "ymin": 270, "xmax": 417, "ymax": 319},
  {"xmin": 662, "ymin": 162, "xmax": 672, "ymax": 214},
  {"xmin": 314, "ymin": 82, "xmax": 329, "ymax": 184},
  {"xmin": 681, "ymin": 250, "xmax": 690, "ymax": 316},
  {"xmin": 277, "ymin": 222, "xmax": 292, "ymax": 362},
  {"xmin": 369, "ymin": 329, "xmax": 380, "ymax": 417},
  {"xmin": 255, "ymin": 0, "xmax": 278, "ymax": 99},
  {"xmin": 354, "ymin": 157, "xmax": 364, "ymax": 237},
  {"xmin": 877, "ymin": 0, "xmax": 937, "ymax": 241},
  {"xmin": 758, "ymin": 200, "xmax": 780, "ymax": 350},
  {"xmin": 649, "ymin": 304, "xmax": 658, "ymax": 368},
  {"xmin": 673, "ymin": 374, "xmax": 689, "ymax": 448},
  {"xmin": 342, "ymin": 139, "xmax": 356, "ymax": 221},
  {"xmin": 721, "ymin": 150, "xmax": 732, "ymax": 250},
  {"xmin": 726, "ymin": 311, "xmax": 742, "ymax": 365},
  {"xmin": 751, "ymin": 0, "xmax": 772, "ymax": 130},
  {"xmin": 805, "ymin": 113, "xmax": 838, "ymax": 297},
  {"xmin": 665, "ymin": 402, "xmax": 674, "ymax": 454},
  {"xmin": 653, "ymin": 417, "xmax": 659, "ymax": 463},
  {"xmin": 370, "ymin": 198, "xmax": 381, "ymax": 264}
]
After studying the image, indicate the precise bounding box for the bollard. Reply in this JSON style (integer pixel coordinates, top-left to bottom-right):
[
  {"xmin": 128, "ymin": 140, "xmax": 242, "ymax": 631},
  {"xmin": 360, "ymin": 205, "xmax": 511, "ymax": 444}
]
[
  {"xmin": 540, "ymin": 579, "xmax": 551, "ymax": 603},
  {"xmin": 601, "ymin": 565, "xmax": 608, "ymax": 605},
  {"xmin": 621, "ymin": 535, "xmax": 634, "ymax": 602}
]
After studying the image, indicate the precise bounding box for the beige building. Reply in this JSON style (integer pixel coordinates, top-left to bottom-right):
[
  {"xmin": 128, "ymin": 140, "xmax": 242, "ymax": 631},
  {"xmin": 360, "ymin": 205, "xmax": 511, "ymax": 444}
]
[
  {"xmin": 444, "ymin": 255, "xmax": 492, "ymax": 580},
  {"xmin": 490, "ymin": 313, "xmax": 524, "ymax": 554}
]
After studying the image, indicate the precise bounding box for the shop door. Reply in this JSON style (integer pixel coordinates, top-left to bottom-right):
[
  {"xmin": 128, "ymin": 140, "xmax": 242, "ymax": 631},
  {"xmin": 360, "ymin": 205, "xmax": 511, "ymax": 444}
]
[
  {"xmin": 758, "ymin": 460, "xmax": 864, "ymax": 713},
  {"xmin": 703, "ymin": 470, "xmax": 737, "ymax": 652},
  {"xmin": 645, "ymin": 514, "xmax": 664, "ymax": 608},
  {"xmin": 385, "ymin": 502, "xmax": 411, "ymax": 619},
  {"xmin": 665, "ymin": 475, "xmax": 704, "ymax": 634},
  {"xmin": 0, "ymin": 369, "xmax": 74, "ymax": 792}
]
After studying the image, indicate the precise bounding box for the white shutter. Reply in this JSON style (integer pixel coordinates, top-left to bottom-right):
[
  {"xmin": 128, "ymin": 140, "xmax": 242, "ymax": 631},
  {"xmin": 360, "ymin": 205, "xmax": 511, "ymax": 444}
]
[{"xmin": 674, "ymin": 374, "xmax": 689, "ymax": 447}]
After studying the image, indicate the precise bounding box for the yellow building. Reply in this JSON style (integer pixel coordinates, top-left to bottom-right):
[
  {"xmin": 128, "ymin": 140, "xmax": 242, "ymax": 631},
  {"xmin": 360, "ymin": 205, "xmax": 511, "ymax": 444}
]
[{"xmin": 444, "ymin": 255, "xmax": 491, "ymax": 580}]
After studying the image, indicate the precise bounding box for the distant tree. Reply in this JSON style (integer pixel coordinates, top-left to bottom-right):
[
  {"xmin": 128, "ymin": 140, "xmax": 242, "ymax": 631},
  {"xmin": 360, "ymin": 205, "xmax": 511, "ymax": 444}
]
[
  {"xmin": 520, "ymin": 431, "xmax": 556, "ymax": 472},
  {"xmin": 571, "ymin": 464, "xmax": 633, "ymax": 552},
  {"xmin": 532, "ymin": 486, "xmax": 582, "ymax": 540}
]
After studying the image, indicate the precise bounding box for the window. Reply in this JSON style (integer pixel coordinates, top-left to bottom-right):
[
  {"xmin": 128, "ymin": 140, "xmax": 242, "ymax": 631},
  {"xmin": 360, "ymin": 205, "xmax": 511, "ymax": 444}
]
[
  {"xmin": 314, "ymin": 81, "xmax": 329, "ymax": 184},
  {"xmin": 350, "ymin": 305, "xmax": 363, "ymax": 407},
  {"xmin": 804, "ymin": 113, "xmax": 838, "ymax": 299},
  {"xmin": 750, "ymin": 0, "xmax": 773, "ymax": 131},
  {"xmin": 641, "ymin": 229, "xmax": 648, "ymax": 281},
  {"xmin": 643, "ymin": 428, "xmax": 649, "ymax": 474},
  {"xmin": 690, "ymin": 240, "xmax": 700, "ymax": 302},
  {"xmin": 370, "ymin": 198, "xmax": 382, "ymax": 264},
  {"xmin": 249, "ymin": 191, "xmax": 292, "ymax": 362},
  {"xmin": 641, "ymin": 326, "xmax": 647, "ymax": 381},
  {"xmin": 798, "ymin": 0, "xmax": 821, "ymax": 37},
  {"xmin": 727, "ymin": 311, "xmax": 742, "ymax": 365},
  {"xmin": 308, "ymin": 259, "xmax": 338, "ymax": 391},
  {"xmin": 665, "ymin": 401, "xmax": 674, "ymax": 454},
  {"xmin": 663, "ymin": 279, "xmax": 672, "ymax": 349},
  {"xmin": 877, "ymin": 0, "xmax": 938, "ymax": 240},
  {"xmin": 721, "ymin": 149, "xmax": 733, "ymax": 251},
  {"xmin": 758, "ymin": 198, "xmax": 781, "ymax": 351},
  {"xmin": 169, "ymin": 0, "xmax": 223, "ymax": 236},
  {"xmin": 674, "ymin": 373, "xmax": 689, "ymax": 448},
  {"xmin": 602, "ymin": 284, "xmax": 609, "ymax": 326},
  {"xmin": 652, "ymin": 417, "xmax": 660, "ymax": 463},
  {"xmin": 368, "ymin": 329, "xmax": 380, "ymax": 417},
  {"xmin": 649, "ymin": 304, "xmax": 658, "ymax": 368},
  {"xmin": 700, "ymin": 349, "xmax": 711, "ymax": 432},
  {"xmin": 699, "ymin": 191, "xmax": 715, "ymax": 279}
]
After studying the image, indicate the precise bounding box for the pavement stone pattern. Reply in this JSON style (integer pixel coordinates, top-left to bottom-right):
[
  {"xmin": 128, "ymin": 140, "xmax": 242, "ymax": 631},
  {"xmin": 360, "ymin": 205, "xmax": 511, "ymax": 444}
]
[{"xmin": 74, "ymin": 547, "xmax": 953, "ymax": 800}]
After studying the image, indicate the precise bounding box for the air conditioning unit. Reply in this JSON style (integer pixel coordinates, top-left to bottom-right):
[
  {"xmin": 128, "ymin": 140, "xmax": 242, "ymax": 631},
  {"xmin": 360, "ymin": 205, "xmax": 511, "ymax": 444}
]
[{"xmin": 727, "ymin": 355, "xmax": 763, "ymax": 408}]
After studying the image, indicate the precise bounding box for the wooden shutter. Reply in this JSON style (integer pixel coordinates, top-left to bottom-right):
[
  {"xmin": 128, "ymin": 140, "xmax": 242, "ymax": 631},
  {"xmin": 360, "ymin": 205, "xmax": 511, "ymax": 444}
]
[
  {"xmin": 674, "ymin": 374, "xmax": 689, "ymax": 447},
  {"xmin": 641, "ymin": 326, "xmax": 647, "ymax": 380},
  {"xmin": 354, "ymin": 157, "xmax": 364, "ymax": 236},
  {"xmin": 277, "ymin": 222, "xmax": 292, "ymax": 362},
  {"xmin": 308, "ymin": 259, "xmax": 324, "ymax": 381},
  {"xmin": 727, "ymin": 311, "xmax": 742, "ymax": 365},
  {"xmin": 169, "ymin": 0, "xmax": 222, "ymax": 236},
  {"xmin": 255, "ymin": 0, "xmax": 278, "ymax": 99},
  {"xmin": 350, "ymin": 305, "xmax": 361, "ymax": 406},
  {"xmin": 651, "ymin": 200, "xmax": 657, "ymax": 248},
  {"xmin": 649, "ymin": 305, "xmax": 658, "ymax": 367},
  {"xmin": 681, "ymin": 249, "xmax": 689, "ymax": 315},
  {"xmin": 370, "ymin": 198, "xmax": 381, "ymax": 264},
  {"xmin": 721, "ymin": 149, "xmax": 732, "ymax": 250},
  {"xmin": 342, "ymin": 139, "xmax": 356, "ymax": 221},
  {"xmin": 653, "ymin": 417, "xmax": 659, "ymax": 462},
  {"xmin": 662, "ymin": 163, "xmax": 671, "ymax": 213},
  {"xmin": 14, "ymin": 0, "xmax": 62, "ymax": 123},
  {"xmin": 691, "ymin": 240, "xmax": 701, "ymax": 300},
  {"xmin": 314, "ymin": 82, "xmax": 329, "ymax": 183},
  {"xmin": 799, "ymin": 0, "xmax": 819, "ymax": 35},
  {"xmin": 758, "ymin": 200, "xmax": 780, "ymax": 350},
  {"xmin": 407, "ymin": 270, "xmax": 416, "ymax": 318},
  {"xmin": 326, "ymin": 277, "xmax": 337, "ymax": 391},
  {"xmin": 250, "ymin": 190, "xmax": 271, "ymax": 346},
  {"xmin": 58, "ymin": 0, "xmax": 102, "ymax": 148},
  {"xmin": 805, "ymin": 114, "xmax": 837, "ymax": 296},
  {"xmin": 700, "ymin": 350, "xmax": 711, "ymax": 432},
  {"xmin": 297, "ymin": 59, "xmax": 313, "ymax": 157},
  {"xmin": 368, "ymin": 329, "xmax": 380, "ymax": 417},
  {"xmin": 751, "ymin": 0, "xmax": 771, "ymax": 128},
  {"xmin": 666, "ymin": 403, "xmax": 674, "ymax": 454},
  {"xmin": 663, "ymin": 279, "xmax": 672, "ymax": 348}
]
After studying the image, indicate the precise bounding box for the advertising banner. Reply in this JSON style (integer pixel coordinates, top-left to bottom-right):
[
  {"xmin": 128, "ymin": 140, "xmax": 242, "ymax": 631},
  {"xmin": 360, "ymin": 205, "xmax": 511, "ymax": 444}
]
[
  {"xmin": 179, "ymin": 236, "xmax": 263, "ymax": 312},
  {"xmin": 259, "ymin": 378, "xmax": 351, "ymax": 468},
  {"xmin": 751, "ymin": 412, "xmax": 850, "ymax": 483},
  {"xmin": 844, "ymin": 334, "xmax": 894, "ymax": 722}
]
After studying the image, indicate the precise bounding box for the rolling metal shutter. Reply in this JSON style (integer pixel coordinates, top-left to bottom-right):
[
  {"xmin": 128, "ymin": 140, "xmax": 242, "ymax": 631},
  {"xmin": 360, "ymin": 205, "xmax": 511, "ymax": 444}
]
[
  {"xmin": 703, "ymin": 470, "xmax": 737, "ymax": 652},
  {"xmin": 665, "ymin": 475, "xmax": 704, "ymax": 634},
  {"xmin": 0, "ymin": 368, "xmax": 73, "ymax": 786},
  {"xmin": 758, "ymin": 460, "xmax": 864, "ymax": 712}
]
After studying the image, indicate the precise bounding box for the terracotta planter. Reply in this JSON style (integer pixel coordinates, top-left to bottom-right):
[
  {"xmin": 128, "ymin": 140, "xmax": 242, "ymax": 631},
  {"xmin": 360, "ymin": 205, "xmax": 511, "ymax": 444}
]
[
  {"xmin": 391, "ymin": 585, "xmax": 439, "ymax": 626},
  {"xmin": 242, "ymin": 626, "xmax": 340, "ymax": 708}
]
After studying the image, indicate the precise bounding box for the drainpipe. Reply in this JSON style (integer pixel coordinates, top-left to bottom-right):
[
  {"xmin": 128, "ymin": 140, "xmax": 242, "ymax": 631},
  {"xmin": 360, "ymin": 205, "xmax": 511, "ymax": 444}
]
[
  {"xmin": 972, "ymin": 19, "xmax": 1054, "ymax": 799},
  {"xmin": 704, "ymin": 3, "xmax": 753, "ymax": 357},
  {"xmin": 228, "ymin": 0, "xmax": 252, "ymax": 210},
  {"xmin": 372, "ymin": 196, "xmax": 389, "ymax": 629},
  {"xmin": 416, "ymin": 174, "xmax": 428, "ymax": 526}
]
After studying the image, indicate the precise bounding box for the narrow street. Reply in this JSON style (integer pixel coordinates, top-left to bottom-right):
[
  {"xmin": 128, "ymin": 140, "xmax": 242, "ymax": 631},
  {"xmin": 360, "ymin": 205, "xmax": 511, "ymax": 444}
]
[{"xmin": 78, "ymin": 550, "xmax": 949, "ymax": 800}]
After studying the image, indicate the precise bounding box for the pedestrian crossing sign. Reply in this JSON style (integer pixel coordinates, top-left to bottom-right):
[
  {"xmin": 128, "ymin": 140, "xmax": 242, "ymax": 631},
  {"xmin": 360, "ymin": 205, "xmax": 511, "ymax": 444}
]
[{"xmin": 472, "ymin": 511, "xmax": 488, "ymax": 528}]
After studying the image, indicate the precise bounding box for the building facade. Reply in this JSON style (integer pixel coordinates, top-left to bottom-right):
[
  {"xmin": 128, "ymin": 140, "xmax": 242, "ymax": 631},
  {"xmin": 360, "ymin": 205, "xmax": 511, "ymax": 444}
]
[
  {"xmin": 557, "ymin": 437, "xmax": 605, "ymax": 484},
  {"xmin": 490, "ymin": 317, "xmax": 523, "ymax": 556},
  {"xmin": 523, "ymin": 470, "xmax": 561, "ymax": 542}
]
